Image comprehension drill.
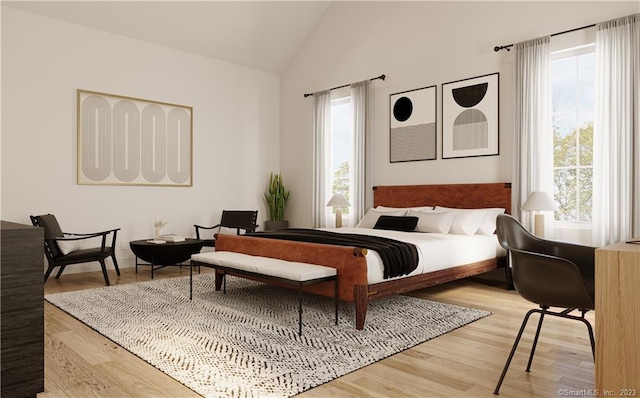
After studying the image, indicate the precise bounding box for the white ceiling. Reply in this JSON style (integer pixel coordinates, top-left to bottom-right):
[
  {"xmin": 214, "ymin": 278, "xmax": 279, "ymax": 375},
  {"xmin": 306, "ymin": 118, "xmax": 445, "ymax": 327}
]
[{"xmin": 3, "ymin": 1, "xmax": 331, "ymax": 74}]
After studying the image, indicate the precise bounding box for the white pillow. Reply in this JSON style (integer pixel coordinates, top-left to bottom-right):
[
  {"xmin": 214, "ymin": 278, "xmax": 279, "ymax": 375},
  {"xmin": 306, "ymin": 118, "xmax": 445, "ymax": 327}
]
[
  {"xmin": 434, "ymin": 206, "xmax": 506, "ymax": 235},
  {"xmin": 356, "ymin": 209, "xmax": 407, "ymax": 229},
  {"xmin": 376, "ymin": 205, "xmax": 434, "ymax": 212},
  {"xmin": 425, "ymin": 208, "xmax": 486, "ymax": 235},
  {"xmin": 408, "ymin": 210, "xmax": 455, "ymax": 233},
  {"xmin": 57, "ymin": 237, "xmax": 82, "ymax": 255}
]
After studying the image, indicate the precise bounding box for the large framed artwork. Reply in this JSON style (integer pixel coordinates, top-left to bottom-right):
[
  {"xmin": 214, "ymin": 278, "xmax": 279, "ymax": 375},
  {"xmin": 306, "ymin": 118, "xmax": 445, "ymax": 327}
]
[
  {"xmin": 389, "ymin": 85, "xmax": 437, "ymax": 163},
  {"xmin": 77, "ymin": 90, "xmax": 193, "ymax": 186},
  {"xmin": 442, "ymin": 73, "xmax": 499, "ymax": 159}
]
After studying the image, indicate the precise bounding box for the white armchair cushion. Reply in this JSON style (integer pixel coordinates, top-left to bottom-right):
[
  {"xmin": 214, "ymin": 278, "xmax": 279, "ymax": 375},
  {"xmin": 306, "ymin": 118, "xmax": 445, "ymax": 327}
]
[{"xmin": 56, "ymin": 237, "xmax": 82, "ymax": 255}]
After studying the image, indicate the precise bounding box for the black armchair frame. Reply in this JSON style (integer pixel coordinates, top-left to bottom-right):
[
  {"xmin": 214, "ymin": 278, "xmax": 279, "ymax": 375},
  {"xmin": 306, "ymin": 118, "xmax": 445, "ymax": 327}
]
[
  {"xmin": 30, "ymin": 214, "xmax": 121, "ymax": 286},
  {"xmin": 194, "ymin": 210, "xmax": 258, "ymax": 247},
  {"xmin": 493, "ymin": 214, "xmax": 596, "ymax": 395}
]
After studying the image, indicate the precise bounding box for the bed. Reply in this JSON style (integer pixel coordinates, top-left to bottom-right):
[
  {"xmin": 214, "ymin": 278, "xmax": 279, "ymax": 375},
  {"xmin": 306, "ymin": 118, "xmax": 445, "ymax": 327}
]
[{"xmin": 211, "ymin": 182, "xmax": 512, "ymax": 330}]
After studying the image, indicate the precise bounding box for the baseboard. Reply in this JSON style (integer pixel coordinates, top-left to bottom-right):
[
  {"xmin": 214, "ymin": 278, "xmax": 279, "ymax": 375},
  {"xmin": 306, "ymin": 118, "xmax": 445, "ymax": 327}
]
[{"xmin": 44, "ymin": 256, "xmax": 135, "ymax": 275}]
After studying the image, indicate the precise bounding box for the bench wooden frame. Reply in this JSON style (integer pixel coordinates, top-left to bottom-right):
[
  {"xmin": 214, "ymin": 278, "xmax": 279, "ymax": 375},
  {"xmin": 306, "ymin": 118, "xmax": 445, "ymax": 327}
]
[{"xmin": 189, "ymin": 257, "xmax": 338, "ymax": 336}]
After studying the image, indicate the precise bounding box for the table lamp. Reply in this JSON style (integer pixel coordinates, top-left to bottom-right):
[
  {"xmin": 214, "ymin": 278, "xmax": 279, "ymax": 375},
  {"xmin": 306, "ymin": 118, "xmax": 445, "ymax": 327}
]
[
  {"xmin": 326, "ymin": 193, "xmax": 351, "ymax": 228},
  {"xmin": 521, "ymin": 191, "xmax": 558, "ymax": 238}
]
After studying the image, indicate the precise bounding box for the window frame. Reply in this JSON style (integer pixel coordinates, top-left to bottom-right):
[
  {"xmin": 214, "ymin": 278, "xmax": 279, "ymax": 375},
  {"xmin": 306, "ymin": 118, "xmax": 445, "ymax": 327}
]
[
  {"xmin": 328, "ymin": 94, "xmax": 353, "ymax": 223},
  {"xmin": 551, "ymin": 42, "xmax": 595, "ymax": 227}
]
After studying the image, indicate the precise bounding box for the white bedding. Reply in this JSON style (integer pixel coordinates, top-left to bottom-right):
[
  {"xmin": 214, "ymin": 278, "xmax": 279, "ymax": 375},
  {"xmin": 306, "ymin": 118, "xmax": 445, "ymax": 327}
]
[{"xmin": 319, "ymin": 227, "xmax": 506, "ymax": 284}]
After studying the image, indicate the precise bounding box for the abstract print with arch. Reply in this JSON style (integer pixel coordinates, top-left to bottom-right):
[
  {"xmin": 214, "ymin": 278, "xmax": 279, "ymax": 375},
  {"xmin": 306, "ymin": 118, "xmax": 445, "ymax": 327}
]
[
  {"xmin": 452, "ymin": 83, "xmax": 489, "ymax": 151},
  {"xmin": 442, "ymin": 73, "xmax": 499, "ymax": 159}
]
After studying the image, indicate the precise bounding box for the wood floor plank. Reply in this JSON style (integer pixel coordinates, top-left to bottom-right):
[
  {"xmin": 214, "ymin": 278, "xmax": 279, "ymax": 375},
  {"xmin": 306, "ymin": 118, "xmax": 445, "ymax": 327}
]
[
  {"xmin": 44, "ymin": 333, "xmax": 112, "ymax": 393},
  {"xmin": 94, "ymin": 359, "xmax": 201, "ymax": 398},
  {"xmin": 41, "ymin": 268, "xmax": 596, "ymax": 397},
  {"xmin": 53, "ymin": 330, "xmax": 116, "ymax": 366}
]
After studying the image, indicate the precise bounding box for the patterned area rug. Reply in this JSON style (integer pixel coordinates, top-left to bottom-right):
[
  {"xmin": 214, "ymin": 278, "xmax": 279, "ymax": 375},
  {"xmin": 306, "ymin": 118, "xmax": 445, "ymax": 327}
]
[{"xmin": 45, "ymin": 275, "xmax": 490, "ymax": 397}]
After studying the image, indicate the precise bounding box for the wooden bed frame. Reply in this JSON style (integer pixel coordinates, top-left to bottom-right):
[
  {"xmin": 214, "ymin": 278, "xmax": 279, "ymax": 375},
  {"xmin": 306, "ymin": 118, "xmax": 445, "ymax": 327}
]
[{"xmin": 214, "ymin": 182, "xmax": 512, "ymax": 330}]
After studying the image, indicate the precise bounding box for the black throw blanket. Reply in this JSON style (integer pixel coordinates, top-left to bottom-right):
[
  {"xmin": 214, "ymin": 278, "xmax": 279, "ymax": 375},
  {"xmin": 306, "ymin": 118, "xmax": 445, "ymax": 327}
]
[{"xmin": 244, "ymin": 228, "xmax": 419, "ymax": 279}]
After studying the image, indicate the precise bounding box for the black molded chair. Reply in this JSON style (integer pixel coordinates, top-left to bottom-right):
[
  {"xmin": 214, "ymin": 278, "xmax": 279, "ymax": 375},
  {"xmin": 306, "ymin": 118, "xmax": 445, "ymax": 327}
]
[
  {"xmin": 194, "ymin": 210, "xmax": 258, "ymax": 247},
  {"xmin": 493, "ymin": 214, "xmax": 596, "ymax": 395},
  {"xmin": 30, "ymin": 214, "xmax": 121, "ymax": 286}
]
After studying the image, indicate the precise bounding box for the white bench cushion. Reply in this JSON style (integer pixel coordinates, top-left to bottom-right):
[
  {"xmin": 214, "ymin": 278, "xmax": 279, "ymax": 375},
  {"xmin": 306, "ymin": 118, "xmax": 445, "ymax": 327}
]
[
  {"xmin": 191, "ymin": 251, "xmax": 337, "ymax": 282},
  {"xmin": 192, "ymin": 251, "xmax": 255, "ymax": 267},
  {"xmin": 259, "ymin": 261, "xmax": 336, "ymax": 281}
]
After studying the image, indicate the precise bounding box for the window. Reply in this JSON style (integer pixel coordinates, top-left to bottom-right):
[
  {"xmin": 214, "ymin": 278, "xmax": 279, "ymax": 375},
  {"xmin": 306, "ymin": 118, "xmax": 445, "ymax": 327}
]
[
  {"xmin": 552, "ymin": 44, "xmax": 595, "ymax": 223},
  {"xmin": 329, "ymin": 96, "xmax": 353, "ymax": 219}
]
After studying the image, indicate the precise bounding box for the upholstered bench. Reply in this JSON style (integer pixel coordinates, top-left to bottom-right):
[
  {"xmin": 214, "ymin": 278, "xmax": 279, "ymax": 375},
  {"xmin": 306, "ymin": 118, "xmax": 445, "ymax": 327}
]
[{"xmin": 190, "ymin": 251, "xmax": 338, "ymax": 335}]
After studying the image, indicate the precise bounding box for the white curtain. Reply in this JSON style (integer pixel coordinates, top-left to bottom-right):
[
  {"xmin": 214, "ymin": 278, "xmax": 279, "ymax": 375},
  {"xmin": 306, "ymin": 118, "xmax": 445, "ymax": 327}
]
[
  {"xmin": 513, "ymin": 36, "xmax": 554, "ymax": 233},
  {"xmin": 592, "ymin": 13, "xmax": 640, "ymax": 246},
  {"xmin": 350, "ymin": 80, "xmax": 370, "ymax": 226},
  {"xmin": 312, "ymin": 90, "xmax": 332, "ymax": 228}
]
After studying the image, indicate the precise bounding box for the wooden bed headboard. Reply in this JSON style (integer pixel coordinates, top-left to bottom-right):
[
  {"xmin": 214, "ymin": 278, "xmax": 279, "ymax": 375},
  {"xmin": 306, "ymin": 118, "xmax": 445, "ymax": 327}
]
[{"xmin": 373, "ymin": 182, "xmax": 512, "ymax": 215}]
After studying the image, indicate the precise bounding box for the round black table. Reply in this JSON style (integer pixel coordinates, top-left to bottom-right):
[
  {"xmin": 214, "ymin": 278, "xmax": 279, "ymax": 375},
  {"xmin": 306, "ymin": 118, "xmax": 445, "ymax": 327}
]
[{"xmin": 129, "ymin": 238, "xmax": 204, "ymax": 279}]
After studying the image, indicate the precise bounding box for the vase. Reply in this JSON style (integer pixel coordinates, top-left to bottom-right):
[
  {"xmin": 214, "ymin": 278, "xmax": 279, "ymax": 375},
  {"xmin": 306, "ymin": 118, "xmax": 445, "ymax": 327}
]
[
  {"xmin": 155, "ymin": 227, "xmax": 163, "ymax": 238},
  {"xmin": 264, "ymin": 220, "xmax": 289, "ymax": 231}
]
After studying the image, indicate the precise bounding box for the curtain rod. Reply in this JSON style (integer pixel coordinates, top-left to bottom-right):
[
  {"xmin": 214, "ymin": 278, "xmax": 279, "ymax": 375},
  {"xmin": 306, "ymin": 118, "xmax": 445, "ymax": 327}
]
[
  {"xmin": 303, "ymin": 74, "xmax": 386, "ymax": 97},
  {"xmin": 494, "ymin": 23, "xmax": 596, "ymax": 52}
]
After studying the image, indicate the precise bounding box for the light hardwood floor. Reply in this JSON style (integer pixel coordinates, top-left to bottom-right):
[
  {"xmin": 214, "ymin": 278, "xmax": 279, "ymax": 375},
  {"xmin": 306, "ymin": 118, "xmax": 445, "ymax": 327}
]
[{"xmin": 41, "ymin": 267, "xmax": 595, "ymax": 397}]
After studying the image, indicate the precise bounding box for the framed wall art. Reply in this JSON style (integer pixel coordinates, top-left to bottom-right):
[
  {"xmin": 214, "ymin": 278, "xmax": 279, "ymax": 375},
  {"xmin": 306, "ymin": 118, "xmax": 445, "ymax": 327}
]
[
  {"xmin": 389, "ymin": 85, "xmax": 437, "ymax": 163},
  {"xmin": 77, "ymin": 90, "xmax": 193, "ymax": 186},
  {"xmin": 442, "ymin": 73, "xmax": 499, "ymax": 159}
]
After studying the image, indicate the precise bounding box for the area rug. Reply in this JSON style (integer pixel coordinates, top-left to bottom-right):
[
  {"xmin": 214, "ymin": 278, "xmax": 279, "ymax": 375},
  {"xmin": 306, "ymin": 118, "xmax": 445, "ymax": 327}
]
[{"xmin": 45, "ymin": 274, "xmax": 490, "ymax": 397}]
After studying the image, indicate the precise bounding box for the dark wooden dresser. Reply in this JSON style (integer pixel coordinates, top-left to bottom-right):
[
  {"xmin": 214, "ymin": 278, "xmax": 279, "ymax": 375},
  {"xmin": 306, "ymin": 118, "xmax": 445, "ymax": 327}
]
[{"xmin": 1, "ymin": 220, "xmax": 44, "ymax": 397}]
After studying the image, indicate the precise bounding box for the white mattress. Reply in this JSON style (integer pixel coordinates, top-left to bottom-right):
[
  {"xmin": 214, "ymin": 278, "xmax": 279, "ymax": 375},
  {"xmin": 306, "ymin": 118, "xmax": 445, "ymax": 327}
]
[{"xmin": 319, "ymin": 227, "xmax": 506, "ymax": 284}]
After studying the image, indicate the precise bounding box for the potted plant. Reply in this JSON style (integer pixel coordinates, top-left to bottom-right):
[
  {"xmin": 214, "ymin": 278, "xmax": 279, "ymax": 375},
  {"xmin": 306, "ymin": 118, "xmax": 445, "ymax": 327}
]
[{"xmin": 264, "ymin": 172, "xmax": 290, "ymax": 231}]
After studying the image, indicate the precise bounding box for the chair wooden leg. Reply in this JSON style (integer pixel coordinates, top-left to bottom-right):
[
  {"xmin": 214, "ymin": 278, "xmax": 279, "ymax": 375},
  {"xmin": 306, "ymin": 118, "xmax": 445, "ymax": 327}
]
[
  {"xmin": 99, "ymin": 259, "xmax": 110, "ymax": 286},
  {"xmin": 526, "ymin": 310, "xmax": 546, "ymax": 372},
  {"xmin": 111, "ymin": 254, "xmax": 121, "ymax": 276},
  {"xmin": 44, "ymin": 265, "xmax": 56, "ymax": 282},
  {"xmin": 494, "ymin": 308, "xmax": 537, "ymax": 395},
  {"xmin": 55, "ymin": 265, "xmax": 67, "ymax": 279}
]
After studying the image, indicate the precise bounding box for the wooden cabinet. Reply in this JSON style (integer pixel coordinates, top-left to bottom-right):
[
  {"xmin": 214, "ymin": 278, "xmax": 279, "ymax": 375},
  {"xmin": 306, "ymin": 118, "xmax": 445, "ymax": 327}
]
[
  {"xmin": 1, "ymin": 221, "xmax": 44, "ymax": 397},
  {"xmin": 595, "ymin": 242, "xmax": 640, "ymax": 395}
]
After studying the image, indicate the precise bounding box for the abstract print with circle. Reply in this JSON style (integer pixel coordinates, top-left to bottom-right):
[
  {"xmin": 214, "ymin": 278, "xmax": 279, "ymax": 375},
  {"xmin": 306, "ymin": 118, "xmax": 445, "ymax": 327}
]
[{"xmin": 389, "ymin": 86, "xmax": 437, "ymax": 162}]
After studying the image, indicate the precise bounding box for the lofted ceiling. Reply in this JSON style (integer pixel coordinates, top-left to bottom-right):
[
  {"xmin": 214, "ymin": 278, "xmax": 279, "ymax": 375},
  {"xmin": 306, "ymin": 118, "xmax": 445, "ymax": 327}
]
[{"xmin": 2, "ymin": 1, "xmax": 331, "ymax": 74}]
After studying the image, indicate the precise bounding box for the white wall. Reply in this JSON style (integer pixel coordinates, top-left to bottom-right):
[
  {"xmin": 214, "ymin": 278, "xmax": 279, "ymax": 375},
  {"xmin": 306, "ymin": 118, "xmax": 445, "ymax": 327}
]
[
  {"xmin": 280, "ymin": 1, "xmax": 640, "ymax": 228},
  {"xmin": 1, "ymin": 7, "xmax": 280, "ymax": 272}
]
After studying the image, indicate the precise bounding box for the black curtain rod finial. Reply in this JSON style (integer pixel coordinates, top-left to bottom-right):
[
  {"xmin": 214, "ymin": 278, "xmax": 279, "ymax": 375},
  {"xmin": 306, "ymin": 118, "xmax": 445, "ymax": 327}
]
[{"xmin": 494, "ymin": 45, "xmax": 511, "ymax": 52}]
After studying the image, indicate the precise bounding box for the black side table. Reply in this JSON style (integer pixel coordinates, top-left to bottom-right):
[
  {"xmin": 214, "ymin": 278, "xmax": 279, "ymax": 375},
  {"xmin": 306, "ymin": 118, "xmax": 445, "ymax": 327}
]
[{"xmin": 129, "ymin": 238, "xmax": 204, "ymax": 279}]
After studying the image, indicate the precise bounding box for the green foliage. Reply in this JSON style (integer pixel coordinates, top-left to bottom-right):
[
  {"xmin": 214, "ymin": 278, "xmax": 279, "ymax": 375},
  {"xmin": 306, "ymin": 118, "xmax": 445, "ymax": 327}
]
[
  {"xmin": 264, "ymin": 172, "xmax": 290, "ymax": 221},
  {"xmin": 332, "ymin": 162, "xmax": 350, "ymax": 215},
  {"xmin": 553, "ymin": 122, "xmax": 593, "ymax": 222}
]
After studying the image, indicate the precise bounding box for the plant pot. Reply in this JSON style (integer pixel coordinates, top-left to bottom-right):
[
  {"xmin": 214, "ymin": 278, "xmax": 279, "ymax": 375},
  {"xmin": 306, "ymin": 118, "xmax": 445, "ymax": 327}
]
[{"xmin": 264, "ymin": 220, "xmax": 289, "ymax": 231}]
